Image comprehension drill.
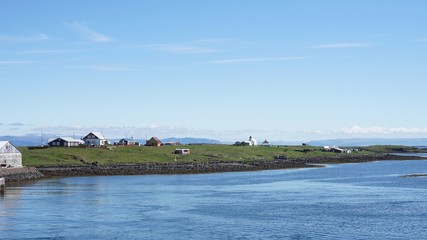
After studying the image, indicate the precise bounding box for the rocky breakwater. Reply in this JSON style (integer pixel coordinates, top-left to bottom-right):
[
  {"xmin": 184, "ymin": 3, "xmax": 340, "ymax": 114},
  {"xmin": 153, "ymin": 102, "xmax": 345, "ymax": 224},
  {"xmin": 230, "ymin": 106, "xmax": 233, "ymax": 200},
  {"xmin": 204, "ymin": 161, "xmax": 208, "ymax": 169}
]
[
  {"xmin": 303, "ymin": 153, "xmax": 427, "ymax": 164},
  {"xmin": 37, "ymin": 159, "xmax": 308, "ymax": 177},
  {"xmin": 0, "ymin": 167, "xmax": 44, "ymax": 182}
]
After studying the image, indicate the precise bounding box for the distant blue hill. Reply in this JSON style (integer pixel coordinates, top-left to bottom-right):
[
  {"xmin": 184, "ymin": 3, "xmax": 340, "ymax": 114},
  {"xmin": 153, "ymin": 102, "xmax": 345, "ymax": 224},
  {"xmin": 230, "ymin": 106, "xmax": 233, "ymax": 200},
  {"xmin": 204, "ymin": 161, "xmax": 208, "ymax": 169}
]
[
  {"xmin": 308, "ymin": 138, "xmax": 427, "ymax": 147},
  {"xmin": 3, "ymin": 134, "xmax": 426, "ymax": 147},
  {"xmin": 0, "ymin": 134, "xmax": 54, "ymax": 146},
  {"xmin": 162, "ymin": 137, "xmax": 221, "ymax": 145}
]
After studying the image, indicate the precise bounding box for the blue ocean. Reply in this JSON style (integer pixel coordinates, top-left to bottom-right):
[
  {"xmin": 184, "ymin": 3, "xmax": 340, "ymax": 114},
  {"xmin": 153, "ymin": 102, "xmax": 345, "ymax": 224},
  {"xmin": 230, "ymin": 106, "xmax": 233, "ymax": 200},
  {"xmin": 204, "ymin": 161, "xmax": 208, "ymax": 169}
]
[{"xmin": 1, "ymin": 158, "xmax": 427, "ymax": 239}]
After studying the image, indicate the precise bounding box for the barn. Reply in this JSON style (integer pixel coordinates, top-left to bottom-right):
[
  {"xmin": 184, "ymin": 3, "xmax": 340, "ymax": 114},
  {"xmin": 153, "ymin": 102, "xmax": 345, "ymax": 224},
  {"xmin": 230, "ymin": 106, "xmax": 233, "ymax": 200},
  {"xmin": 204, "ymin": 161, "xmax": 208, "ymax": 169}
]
[
  {"xmin": 0, "ymin": 141, "xmax": 22, "ymax": 168},
  {"xmin": 146, "ymin": 137, "xmax": 162, "ymax": 147}
]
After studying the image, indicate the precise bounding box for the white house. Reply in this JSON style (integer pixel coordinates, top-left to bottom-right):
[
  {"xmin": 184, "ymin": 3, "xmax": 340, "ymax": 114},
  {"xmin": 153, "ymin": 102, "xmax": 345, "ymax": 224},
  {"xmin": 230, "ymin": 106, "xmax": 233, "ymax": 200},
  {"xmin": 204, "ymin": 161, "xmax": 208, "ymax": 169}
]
[
  {"xmin": 0, "ymin": 141, "xmax": 22, "ymax": 168},
  {"xmin": 82, "ymin": 132, "xmax": 108, "ymax": 147},
  {"xmin": 48, "ymin": 137, "xmax": 85, "ymax": 147}
]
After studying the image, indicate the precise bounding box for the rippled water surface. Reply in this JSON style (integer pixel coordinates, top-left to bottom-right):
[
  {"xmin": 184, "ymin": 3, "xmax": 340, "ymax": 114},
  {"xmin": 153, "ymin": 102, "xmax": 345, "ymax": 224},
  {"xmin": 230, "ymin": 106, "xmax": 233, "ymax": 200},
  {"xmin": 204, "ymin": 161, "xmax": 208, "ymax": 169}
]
[{"xmin": 1, "ymin": 159, "xmax": 427, "ymax": 239}]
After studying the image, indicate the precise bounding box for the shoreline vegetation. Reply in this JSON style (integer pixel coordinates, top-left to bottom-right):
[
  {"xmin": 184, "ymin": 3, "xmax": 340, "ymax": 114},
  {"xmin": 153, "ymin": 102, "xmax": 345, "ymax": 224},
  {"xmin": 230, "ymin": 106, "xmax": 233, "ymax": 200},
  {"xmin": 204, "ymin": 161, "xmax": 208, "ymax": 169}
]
[{"xmin": 2, "ymin": 145, "xmax": 427, "ymax": 183}]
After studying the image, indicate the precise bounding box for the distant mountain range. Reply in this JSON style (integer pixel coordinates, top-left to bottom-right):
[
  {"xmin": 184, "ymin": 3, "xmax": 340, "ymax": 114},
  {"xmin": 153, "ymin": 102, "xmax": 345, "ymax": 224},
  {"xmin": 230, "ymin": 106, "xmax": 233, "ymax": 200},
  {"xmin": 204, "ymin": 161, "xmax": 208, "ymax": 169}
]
[
  {"xmin": 307, "ymin": 138, "xmax": 427, "ymax": 147},
  {"xmin": 162, "ymin": 137, "xmax": 221, "ymax": 145},
  {"xmin": 0, "ymin": 134, "xmax": 52, "ymax": 146},
  {"xmin": 2, "ymin": 134, "xmax": 426, "ymax": 147},
  {"xmin": 0, "ymin": 135, "xmax": 222, "ymax": 146},
  {"xmin": 109, "ymin": 137, "xmax": 221, "ymax": 145}
]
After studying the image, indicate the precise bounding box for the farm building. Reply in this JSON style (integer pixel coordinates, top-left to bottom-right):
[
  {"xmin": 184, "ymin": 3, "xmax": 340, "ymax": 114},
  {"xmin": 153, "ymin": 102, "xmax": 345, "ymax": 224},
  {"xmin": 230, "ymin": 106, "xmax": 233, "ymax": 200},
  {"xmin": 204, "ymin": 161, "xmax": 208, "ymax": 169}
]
[
  {"xmin": 116, "ymin": 138, "xmax": 139, "ymax": 146},
  {"xmin": 0, "ymin": 141, "xmax": 22, "ymax": 168},
  {"xmin": 146, "ymin": 137, "xmax": 162, "ymax": 147},
  {"xmin": 48, "ymin": 137, "xmax": 84, "ymax": 147},
  {"xmin": 261, "ymin": 140, "xmax": 272, "ymax": 147},
  {"xmin": 83, "ymin": 132, "xmax": 108, "ymax": 147}
]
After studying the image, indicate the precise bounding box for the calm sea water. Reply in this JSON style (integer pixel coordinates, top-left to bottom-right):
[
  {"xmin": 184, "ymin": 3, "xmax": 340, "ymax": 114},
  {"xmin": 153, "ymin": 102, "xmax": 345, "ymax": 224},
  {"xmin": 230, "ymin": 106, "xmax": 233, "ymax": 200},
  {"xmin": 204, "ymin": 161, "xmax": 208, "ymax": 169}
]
[{"xmin": 1, "ymin": 158, "xmax": 427, "ymax": 240}]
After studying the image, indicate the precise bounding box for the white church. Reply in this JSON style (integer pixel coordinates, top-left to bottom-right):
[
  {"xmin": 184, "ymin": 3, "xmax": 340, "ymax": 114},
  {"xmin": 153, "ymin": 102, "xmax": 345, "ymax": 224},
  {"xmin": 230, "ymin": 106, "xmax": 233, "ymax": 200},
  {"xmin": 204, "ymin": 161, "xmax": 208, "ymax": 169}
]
[{"xmin": 234, "ymin": 136, "xmax": 258, "ymax": 146}]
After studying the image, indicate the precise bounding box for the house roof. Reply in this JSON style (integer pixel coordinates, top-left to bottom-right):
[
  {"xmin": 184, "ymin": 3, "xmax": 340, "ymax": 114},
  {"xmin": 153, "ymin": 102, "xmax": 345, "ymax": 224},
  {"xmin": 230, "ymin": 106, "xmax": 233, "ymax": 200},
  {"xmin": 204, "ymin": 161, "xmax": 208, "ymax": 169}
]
[
  {"xmin": 0, "ymin": 141, "xmax": 21, "ymax": 153},
  {"xmin": 84, "ymin": 132, "xmax": 107, "ymax": 140},
  {"xmin": 149, "ymin": 137, "xmax": 162, "ymax": 143},
  {"xmin": 120, "ymin": 138, "xmax": 137, "ymax": 142},
  {"xmin": 262, "ymin": 140, "xmax": 270, "ymax": 144},
  {"xmin": 0, "ymin": 141, "xmax": 9, "ymax": 148},
  {"xmin": 48, "ymin": 137, "xmax": 84, "ymax": 144}
]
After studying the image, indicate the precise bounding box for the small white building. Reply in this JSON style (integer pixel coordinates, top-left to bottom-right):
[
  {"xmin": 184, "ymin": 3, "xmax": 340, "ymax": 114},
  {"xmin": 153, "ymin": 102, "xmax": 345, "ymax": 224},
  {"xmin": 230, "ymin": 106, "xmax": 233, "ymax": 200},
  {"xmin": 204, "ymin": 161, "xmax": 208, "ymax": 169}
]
[
  {"xmin": 48, "ymin": 137, "xmax": 85, "ymax": 147},
  {"xmin": 234, "ymin": 136, "xmax": 258, "ymax": 146},
  {"xmin": 0, "ymin": 141, "xmax": 22, "ymax": 168},
  {"xmin": 82, "ymin": 132, "xmax": 108, "ymax": 147}
]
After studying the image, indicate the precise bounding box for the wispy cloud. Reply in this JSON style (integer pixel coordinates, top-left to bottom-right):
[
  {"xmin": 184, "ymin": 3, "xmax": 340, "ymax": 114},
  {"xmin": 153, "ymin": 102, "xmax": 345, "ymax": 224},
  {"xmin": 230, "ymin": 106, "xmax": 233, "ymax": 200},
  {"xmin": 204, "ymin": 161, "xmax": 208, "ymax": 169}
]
[
  {"xmin": 0, "ymin": 33, "xmax": 49, "ymax": 42},
  {"xmin": 17, "ymin": 49, "xmax": 70, "ymax": 54},
  {"xmin": 64, "ymin": 22, "xmax": 112, "ymax": 43},
  {"xmin": 143, "ymin": 43, "xmax": 219, "ymax": 54},
  {"xmin": 0, "ymin": 61, "xmax": 34, "ymax": 65},
  {"xmin": 8, "ymin": 123, "xmax": 25, "ymax": 126},
  {"xmin": 11, "ymin": 124, "xmax": 427, "ymax": 143},
  {"xmin": 192, "ymin": 38, "xmax": 231, "ymax": 44},
  {"xmin": 337, "ymin": 125, "xmax": 427, "ymax": 136},
  {"xmin": 66, "ymin": 64, "xmax": 137, "ymax": 72},
  {"xmin": 310, "ymin": 42, "xmax": 373, "ymax": 49},
  {"xmin": 205, "ymin": 56, "xmax": 310, "ymax": 64}
]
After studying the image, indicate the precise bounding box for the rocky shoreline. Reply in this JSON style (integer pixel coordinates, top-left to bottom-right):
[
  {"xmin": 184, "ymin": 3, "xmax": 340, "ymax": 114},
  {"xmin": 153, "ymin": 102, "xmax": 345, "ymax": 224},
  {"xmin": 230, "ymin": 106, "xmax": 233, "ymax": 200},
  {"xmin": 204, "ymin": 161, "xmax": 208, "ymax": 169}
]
[
  {"xmin": 36, "ymin": 153, "xmax": 425, "ymax": 178},
  {"xmin": 0, "ymin": 167, "xmax": 44, "ymax": 182},
  {"xmin": 1, "ymin": 153, "xmax": 426, "ymax": 183},
  {"xmin": 36, "ymin": 159, "xmax": 309, "ymax": 177}
]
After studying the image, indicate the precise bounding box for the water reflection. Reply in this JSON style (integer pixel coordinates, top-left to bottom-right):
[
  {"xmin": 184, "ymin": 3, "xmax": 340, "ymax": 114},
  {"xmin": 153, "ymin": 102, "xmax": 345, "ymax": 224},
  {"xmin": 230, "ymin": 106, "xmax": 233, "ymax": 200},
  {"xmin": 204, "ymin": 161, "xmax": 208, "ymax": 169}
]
[{"xmin": 1, "ymin": 160, "xmax": 426, "ymax": 239}]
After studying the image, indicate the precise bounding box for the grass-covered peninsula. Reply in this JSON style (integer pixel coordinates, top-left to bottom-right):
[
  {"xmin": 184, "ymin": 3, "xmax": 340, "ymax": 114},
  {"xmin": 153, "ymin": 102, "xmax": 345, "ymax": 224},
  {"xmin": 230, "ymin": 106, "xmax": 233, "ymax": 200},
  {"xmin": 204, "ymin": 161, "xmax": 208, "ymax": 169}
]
[
  {"xmin": 20, "ymin": 144, "xmax": 424, "ymax": 167},
  {"xmin": 1, "ymin": 144, "xmax": 423, "ymax": 181}
]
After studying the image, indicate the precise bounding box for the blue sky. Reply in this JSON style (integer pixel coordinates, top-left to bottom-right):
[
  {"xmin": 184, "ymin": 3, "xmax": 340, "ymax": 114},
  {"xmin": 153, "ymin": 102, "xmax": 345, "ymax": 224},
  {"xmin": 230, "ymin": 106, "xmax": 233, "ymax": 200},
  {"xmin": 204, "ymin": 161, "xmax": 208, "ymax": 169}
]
[{"xmin": 1, "ymin": 1, "xmax": 427, "ymax": 142}]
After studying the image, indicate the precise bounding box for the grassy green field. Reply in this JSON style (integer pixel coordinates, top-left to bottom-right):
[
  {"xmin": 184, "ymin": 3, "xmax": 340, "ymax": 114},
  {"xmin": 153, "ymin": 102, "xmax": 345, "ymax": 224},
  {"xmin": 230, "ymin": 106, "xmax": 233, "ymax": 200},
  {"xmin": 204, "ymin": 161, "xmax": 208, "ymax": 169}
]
[{"xmin": 20, "ymin": 145, "xmax": 376, "ymax": 166}]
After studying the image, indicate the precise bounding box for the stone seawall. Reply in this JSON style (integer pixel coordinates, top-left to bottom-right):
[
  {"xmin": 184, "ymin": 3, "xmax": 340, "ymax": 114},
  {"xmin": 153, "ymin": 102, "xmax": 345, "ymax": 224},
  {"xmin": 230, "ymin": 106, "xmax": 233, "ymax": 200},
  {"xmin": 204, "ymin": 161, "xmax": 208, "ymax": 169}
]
[
  {"xmin": 37, "ymin": 159, "xmax": 308, "ymax": 177},
  {"xmin": 0, "ymin": 167, "xmax": 44, "ymax": 182},
  {"xmin": 36, "ymin": 154, "xmax": 426, "ymax": 178}
]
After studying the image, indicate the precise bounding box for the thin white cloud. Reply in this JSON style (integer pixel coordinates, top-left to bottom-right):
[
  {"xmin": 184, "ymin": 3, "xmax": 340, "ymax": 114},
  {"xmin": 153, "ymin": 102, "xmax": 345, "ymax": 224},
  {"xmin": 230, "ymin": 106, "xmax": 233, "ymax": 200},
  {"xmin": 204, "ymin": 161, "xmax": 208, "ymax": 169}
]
[
  {"xmin": 205, "ymin": 56, "xmax": 310, "ymax": 64},
  {"xmin": 310, "ymin": 43, "xmax": 373, "ymax": 49},
  {"xmin": 64, "ymin": 22, "xmax": 112, "ymax": 43},
  {"xmin": 17, "ymin": 49, "xmax": 70, "ymax": 54},
  {"xmin": 9, "ymin": 123, "xmax": 25, "ymax": 126},
  {"xmin": 0, "ymin": 61, "xmax": 34, "ymax": 64},
  {"xmin": 66, "ymin": 64, "xmax": 137, "ymax": 72},
  {"xmin": 7, "ymin": 124, "xmax": 427, "ymax": 143},
  {"xmin": 0, "ymin": 33, "xmax": 49, "ymax": 42},
  {"xmin": 143, "ymin": 43, "xmax": 219, "ymax": 54},
  {"xmin": 337, "ymin": 125, "xmax": 427, "ymax": 136}
]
